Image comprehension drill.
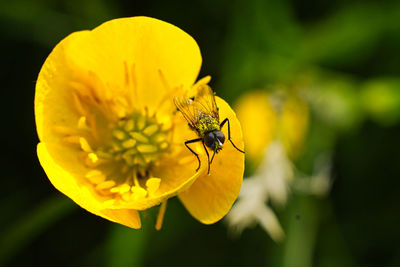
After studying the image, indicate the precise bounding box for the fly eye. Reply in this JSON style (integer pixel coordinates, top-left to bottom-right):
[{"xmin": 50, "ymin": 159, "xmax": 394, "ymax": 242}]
[
  {"xmin": 214, "ymin": 131, "xmax": 225, "ymax": 144},
  {"xmin": 204, "ymin": 132, "xmax": 216, "ymax": 149}
]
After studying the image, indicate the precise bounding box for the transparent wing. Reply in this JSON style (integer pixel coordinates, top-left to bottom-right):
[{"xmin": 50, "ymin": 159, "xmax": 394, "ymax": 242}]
[
  {"xmin": 174, "ymin": 84, "xmax": 219, "ymax": 128},
  {"xmin": 173, "ymin": 96, "xmax": 201, "ymax": 129},
  {"xmin": 194, "ymin": 84, "xmax": 219, "ymax": 121}
]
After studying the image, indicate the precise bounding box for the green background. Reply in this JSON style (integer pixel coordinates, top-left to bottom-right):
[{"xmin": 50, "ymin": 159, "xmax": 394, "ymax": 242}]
[{"xmin": 1, "ymin": 0, "xmax": 399, "ymax": 266}]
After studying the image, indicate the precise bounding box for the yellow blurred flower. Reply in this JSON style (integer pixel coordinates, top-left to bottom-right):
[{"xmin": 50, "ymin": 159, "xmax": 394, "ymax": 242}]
[
  {"xmin": 227, "ymin": 89, "xmax": 309, "ymax": 240},
  {"xmin": 35, "ymin": 17, "xmax": 244, "ymax": 229},
  {"xmin": 234, "ymin": 89, "xmax": 309, "ymax": 165}
]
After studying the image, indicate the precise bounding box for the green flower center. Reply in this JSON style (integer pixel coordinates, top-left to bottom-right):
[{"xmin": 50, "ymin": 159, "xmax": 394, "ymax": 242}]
[{"xmin": 101, "ymin": 112, "xmax": 169, "ymax": 172}]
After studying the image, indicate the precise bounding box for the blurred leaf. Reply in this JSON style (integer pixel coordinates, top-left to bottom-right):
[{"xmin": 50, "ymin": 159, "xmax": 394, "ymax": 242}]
[
  {"xmin": 0, "ymin": 196, "xmax": 75, "ymax": 265},
  {"xmin": 219, "ymin": 0, "xmax": 301, "ymax": 99},
  {"xmin": 361, "ymin": 78, "xmax": 400, "ymax": 126},
  {"xmin": 306, "ymin": 75, "xmax": 364, "ymax": 132},
  {"xmin": 0, "ymin": 0, "xmax": 118, "ymax": 47},
  {"xmin": 300, "ymin": 2, "xmax": 400, "ymax": 67}
]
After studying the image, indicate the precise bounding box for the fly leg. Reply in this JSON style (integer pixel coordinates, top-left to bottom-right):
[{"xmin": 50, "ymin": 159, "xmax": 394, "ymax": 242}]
[
  {"xmin": 185, "ymin": 138, "xmax": 203, "ymax": 172},
  {"xmin": 220, "ymin": 118, "xmax": 245, "ymax": 153},
  {"xmin": 202, "ymin": 141, "xmax": 211, "ymax": 174},
  {"xmin": 210, "ymin": 150, "xmax": 216, "ymax": 165}
]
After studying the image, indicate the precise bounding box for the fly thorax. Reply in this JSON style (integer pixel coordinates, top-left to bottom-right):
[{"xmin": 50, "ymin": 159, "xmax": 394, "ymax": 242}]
[{"xmin": 197, "ymin": 114, "xmax": 220, "ymax": 137}]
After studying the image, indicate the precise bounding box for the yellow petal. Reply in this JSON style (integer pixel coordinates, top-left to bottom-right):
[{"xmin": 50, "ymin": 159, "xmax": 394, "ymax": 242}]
[
  {"xmin": 64, "ymin": 16, "xmax": 202, "ymax": 112},
  {"xmin": 100, "ymin": 209, "xmax": 141, "ymax": 229},
  {"xmin": 35, "ymin": 31, "xmax": 81, "ymax": 143},
  {"xmin": 37, "ymin": 142, "xmax": 141, "ymax": 228},
  {"xmin": 178, "ymin": 97, "xmax": 245, "ymax": 224},
  {"xmin": 234, "ymin": 90, "xmax": 278, "ymax": 164},
  {"xmin": 36, "ymin": 16, "xmax": 201, "ymax": 144},
  {"xmin": 37, "ymin": 142, "xmax": 102, "ymax": 210}
]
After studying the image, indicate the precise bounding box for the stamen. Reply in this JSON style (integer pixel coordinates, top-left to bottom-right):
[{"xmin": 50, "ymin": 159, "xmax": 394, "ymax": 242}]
[
  {"xmin": 130, "ymin": 64, "xmax": 139, "ymax": 104},
  {"xmin": 113, "ymin": 97, "xmax": 128, "ymax": 118},
  {"xmin": 80, "ymin": 137, "xmax": 93, "ymax": 152},
  {"xmin": 62, "ymin": 136, "xmax": 81, "ymax": 145},
  {"xmin": 121, "ymin": 192, "xmax": 132, "ymax": 201},
  {"xmin": 71, "ymin": 85, "xmax": 88, "ymax": 116},
  {"xmin": 96, "ymin": 180, "xmax": 116, "ymax": 190},
  {"xmin": 110, "ymin": 184, "xmax": 131, "ymax": 194},
  {"xmin": 124, "ymin": 61, "xmax": 130, "ymax": 87},
  {"xmin": 79, "ymin": 109, "xmax": 171, "ymax": 202},
  {"xmin": 85, "ymin": 170, "xmax": 106, "ymax": 184},
  {"xmin": 146, "ymin": 178, "xmax": 161, "ymax": 195},
  {"xmin": 78, "ymin": 116, "xmax": 89, "ymax": 130},
  {"xmin": 131, "ymin": 186, "xmax": 147, "ymax": 200},
  {"xmin": 88, "ymin": 152, "xmax": 99, "ymax": 163},
  {"xmin": 119, "ymin": 184, "xmax": 131, "ymax": 194},
  {"xmin": 133, "ymin": 172, "xmax": 140, "ymax": 187},
  {"xmin": 54, "ymin": 126, "xmax": 80, "ymax": 135},
  {"xmin": 155, "ymin": 200, "xmax": 167, "ymax": 230},
  {"xmin": 158, "ymin": 69, "xmax": 170, "ymax": 92}
]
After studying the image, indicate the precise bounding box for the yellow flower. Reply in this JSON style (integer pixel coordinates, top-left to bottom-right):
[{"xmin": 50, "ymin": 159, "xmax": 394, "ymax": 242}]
[
  {"xmin": 234, "ymin": 90, "xmax": 308, "ymax": 165},
  {"xmin": 228, "ymin": 89, "xmax": 309, "ymax": 240},
  {"xmin": 35, "ymin": 17, "xmax": 244, "ymax": 229}
]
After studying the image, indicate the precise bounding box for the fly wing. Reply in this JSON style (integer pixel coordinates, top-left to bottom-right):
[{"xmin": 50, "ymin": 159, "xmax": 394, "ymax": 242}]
[
  {"xmin": 173, "ymin": 96, "xmax": 201, "ymax": 129},
  {"xmin": 174, "ymin": 84, "xmax": 220, "ymax": 129},
  {"xmin": 194, "ymin": 84, "xmax": 219, "ymax": 121}
]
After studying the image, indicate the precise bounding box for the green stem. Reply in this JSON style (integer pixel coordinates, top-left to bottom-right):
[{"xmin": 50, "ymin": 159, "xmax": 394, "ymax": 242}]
[
  {"xmin": 106, "ymin": 215, "xmax": 151, "ymax": 267},
  {"xmin": 281, "ymin": 195, "xmax": 319, "ymax": 267}
]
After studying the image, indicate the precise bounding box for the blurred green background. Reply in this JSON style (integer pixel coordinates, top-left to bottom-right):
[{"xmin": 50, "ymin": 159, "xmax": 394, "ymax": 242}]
[{"xmin": 1, "ymin": 0, "xmax": 400, "ymax": 266}]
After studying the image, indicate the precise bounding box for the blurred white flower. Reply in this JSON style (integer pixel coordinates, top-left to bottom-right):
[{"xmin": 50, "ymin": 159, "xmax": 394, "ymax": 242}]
[
  {"xmin": 227, "ymin": 141, "xmax": 292, "ymax": 241},
  {"xmin": 227, "ymin": 142, "xmax": 332, "ymax": 242}
]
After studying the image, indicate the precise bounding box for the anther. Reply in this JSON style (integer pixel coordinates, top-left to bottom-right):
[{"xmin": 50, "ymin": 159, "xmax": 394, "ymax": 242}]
[
  {"xmin": 96, "ymin": 180, "xmax": 116, "ymax": 190},
  {"xmin": 80, "ymin": 137, "xmax": 93, "ymax": 152}
]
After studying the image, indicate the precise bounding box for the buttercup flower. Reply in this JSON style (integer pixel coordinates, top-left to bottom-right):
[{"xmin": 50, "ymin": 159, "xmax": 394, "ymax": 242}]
[
  {"xmin": 234, "ymin": 90, "xmax": 309, "ymax": 166},
  {"xmin": 227, "ymin": 89, "xmax": 309, "ymax": 241},
  {"xmin": 35, "ymin": 17, "xmax": 244, "ymax": 229}
]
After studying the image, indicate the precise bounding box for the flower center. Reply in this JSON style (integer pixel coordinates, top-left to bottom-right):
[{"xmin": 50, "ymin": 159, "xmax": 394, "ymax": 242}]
[
  {"xmin": 74, "ymin": 111, "xmax": 172, "ymax": 204},
  {"xmin": 105, "ymin": 112, "xmax": 169, "ymax": 172}
]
